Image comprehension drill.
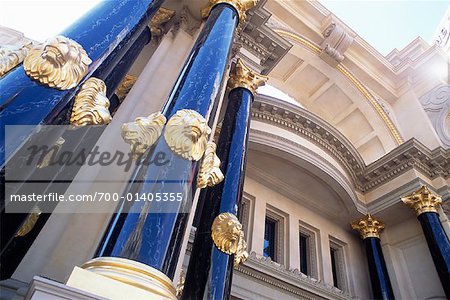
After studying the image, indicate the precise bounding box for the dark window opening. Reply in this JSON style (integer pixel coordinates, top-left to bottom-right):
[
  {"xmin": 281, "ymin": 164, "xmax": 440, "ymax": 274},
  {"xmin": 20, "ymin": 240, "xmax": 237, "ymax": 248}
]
[
  {"xmin": 299, "ymin": 233, "xmax": 309, "ymax": 275},
  {"xmin": 263, "ymin": 217, "xmax": 277, "ymax": 261},
  {"xmin": 330, "ymin": 247, "xmax": 340, "ymax": 289}
]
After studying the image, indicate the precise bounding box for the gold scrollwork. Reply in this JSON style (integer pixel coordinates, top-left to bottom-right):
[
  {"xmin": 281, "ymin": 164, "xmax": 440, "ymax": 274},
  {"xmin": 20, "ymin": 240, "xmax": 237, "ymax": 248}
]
[
  {"xmin": 197, "ymin": 141, "xmax": 224, "ymax": 188},
  {"xmin": 23, "ymin": 35, "xmax": 92, "ymax": 90},
  {"xmin": 122, "ymin": 112, "xmax": 167, "ymax": 159},
  {"xmin": 401, "ymin": 185, "xmax": 442, "ymax": 216},
  {"xmin": 201, "ymin": 0, "xmax": 258, "ymax": 24},
  {"xmin": 15, "ymin": 206, "xmax": 42, "ymax": 237},
  {"xmin": 0, "ymin": 44, "xmax": 29, "ymax": 76},
  {"xmin": 70, "ymin": 77, "xmax": 111, "ymax": 126},
  {"xmin": 351, "ymin": 214, "xmax": 385, "ymax": 239},
  {"xmin": 228, "ymin": 58, "xmax": 267, "ymax": 94},
  {"xmin": 212, "ymin": 212, "xmax": 248, "ymax": 267},
  {"xmin": 164, "ymin": 109, "xmax": 211, "ymax": 161}
]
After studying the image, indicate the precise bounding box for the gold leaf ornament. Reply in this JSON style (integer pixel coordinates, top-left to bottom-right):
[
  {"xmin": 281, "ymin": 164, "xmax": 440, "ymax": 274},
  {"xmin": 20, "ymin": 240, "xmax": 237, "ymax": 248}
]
[
  {"xmin": 70, "ymin": 77, "xmax": 112, "ymax": 126},
  {"xmin": 197, "ymin": 141, "xmax": 224, "ymax": 188},
  {"xmin": 121, "ymin": 112, "xmax": 167, "ymax": 159},
  {"xmin": 23, "ymin": 35, "xmax": 92, "ymax": 90},
  {"xmin": 15, "ymin": 206, "xmax": 42, "ymax": 237},
  {"xmin": 164, "ymin": 109, "xmax": 211, "ymax": 161},
  {"xmin": 0, "ymin": 44, "xmax": 29, "ymax": 76}
]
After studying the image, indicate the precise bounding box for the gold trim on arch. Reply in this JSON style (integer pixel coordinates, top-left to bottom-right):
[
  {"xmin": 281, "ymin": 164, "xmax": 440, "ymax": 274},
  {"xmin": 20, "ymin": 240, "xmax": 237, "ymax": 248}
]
[{"xmin": 273, "ymin": 29, "xmax": 404, "ymax": 145}]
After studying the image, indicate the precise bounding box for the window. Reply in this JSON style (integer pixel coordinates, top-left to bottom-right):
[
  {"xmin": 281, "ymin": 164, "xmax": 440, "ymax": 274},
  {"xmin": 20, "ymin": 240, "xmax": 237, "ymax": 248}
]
[
  {"xmin": 264, "ymin": 217, "xmax": 277, "ymax": 260},
  {"xmin": 329, "ymin": 238, "xmax": 348, "ymax": 291},
  {"xmin": 299, "ymin": 233, "xmax": 309, "ymax": 275}
]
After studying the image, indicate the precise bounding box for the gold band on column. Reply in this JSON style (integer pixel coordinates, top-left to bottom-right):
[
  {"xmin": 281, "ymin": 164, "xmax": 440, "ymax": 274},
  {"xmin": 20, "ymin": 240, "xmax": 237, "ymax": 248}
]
[
  {"xmin": 351, "ymin": 214, "xmax": 385, "ymax": 239},
  {"xmin": 201, "ymin": 0, "xmax": 258, "ymax": 24},
  {"xmin": 80, "ymin": 257, "xmax": 177, "ymax": 299},
  {"xmin": 401, "ymin": 185, "xmax": 442, "ymax": 216},
  {"xmin": 228, "ymin": 58, "xmax": 267, "ymax": 94}
]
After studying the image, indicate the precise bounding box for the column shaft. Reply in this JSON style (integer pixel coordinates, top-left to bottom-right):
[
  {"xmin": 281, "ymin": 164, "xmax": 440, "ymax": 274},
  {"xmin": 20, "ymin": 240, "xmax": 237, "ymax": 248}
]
[
  {"xmin": 183, "ymin": 87, "xmax": 253, "ymax": 299},
  {"xmin": 95, "ymin": 3, "xmax": 239, "ymax": 280},
  {"xmin": 364, "ymin": 237, "xmax": 395, "ymax": 300},
  {"xmin": 417, "ymin": 212, "xmax": 450, "ymax": 297}
]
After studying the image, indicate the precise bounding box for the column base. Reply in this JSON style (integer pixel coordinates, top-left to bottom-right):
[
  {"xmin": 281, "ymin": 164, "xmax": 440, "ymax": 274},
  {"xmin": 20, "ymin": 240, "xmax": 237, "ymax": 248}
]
[{"xmin": 66, "ymin": 257, "xmax": 177, "ymax": 300}]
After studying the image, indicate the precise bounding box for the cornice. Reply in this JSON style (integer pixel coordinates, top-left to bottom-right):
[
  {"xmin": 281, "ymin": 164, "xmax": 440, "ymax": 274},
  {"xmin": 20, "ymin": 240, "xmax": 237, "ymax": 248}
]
[
  {"xmin": 235, "ymin": 252, "xmax": 350, "ymax": 300},
  {"xmin": 252, "ymin": 94, "xmax": 450, "ymax": 195}
]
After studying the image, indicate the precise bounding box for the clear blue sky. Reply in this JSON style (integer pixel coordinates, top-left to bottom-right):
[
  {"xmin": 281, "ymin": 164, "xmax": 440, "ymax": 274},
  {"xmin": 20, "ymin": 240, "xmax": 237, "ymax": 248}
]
[
  {"xmin": 320, "ymin": 0, "xmax": 449, "ymax": 55},
  {"xmin": 0, "ymin": 1, "xmax": 448, "ymax": 56}
]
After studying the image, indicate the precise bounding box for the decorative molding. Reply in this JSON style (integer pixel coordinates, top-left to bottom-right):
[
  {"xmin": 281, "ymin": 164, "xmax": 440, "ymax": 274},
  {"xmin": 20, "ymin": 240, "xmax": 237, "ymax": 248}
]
[
  {"xmin": 70, "ymin": 77, "xmax": 111, "ymax": 126},
  {"xmin": 0, "ymin": 44, "xmax": 29, "ymax": 76},
  {"xmin": 251, "ymin": 94, "xmax": 449, "ymax": 194},
  {"xmin": 23, "ymin": 35, "xmax": 91, "ymax": 90},
  {"xmin": 235, "ymin": 252, "xmax": 350, "ymax": 300}
]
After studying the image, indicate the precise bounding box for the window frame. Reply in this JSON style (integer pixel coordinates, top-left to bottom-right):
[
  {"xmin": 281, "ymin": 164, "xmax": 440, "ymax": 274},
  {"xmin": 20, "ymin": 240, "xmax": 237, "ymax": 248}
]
[{"xmin": 329, "ymin": 236, "xmax": 349, "ymax": 292}]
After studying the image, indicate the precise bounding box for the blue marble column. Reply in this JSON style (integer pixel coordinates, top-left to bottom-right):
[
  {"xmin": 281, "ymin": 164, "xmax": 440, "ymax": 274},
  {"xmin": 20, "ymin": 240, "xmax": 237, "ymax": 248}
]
[
  {"xmin": 0, "ymin": 0, "xmax": 164, "ymax": 167},
  {"xmin": 96, "ymin": 3, "xmax": 241, "ymax": 281},
  {"xmin": 182, "ymin": 59, "xmax": 266, "ymax": 299},
  {"xmin": 402, "ymin": 186, "xmax": 450, "ymax": 298},
  {"xmin": 352, "ymin": 214, "xmax": 394, "ymax": 300}
]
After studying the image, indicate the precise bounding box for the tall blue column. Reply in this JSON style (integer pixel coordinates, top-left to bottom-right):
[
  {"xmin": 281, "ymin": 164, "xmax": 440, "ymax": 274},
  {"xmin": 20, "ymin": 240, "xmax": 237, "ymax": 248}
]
[
  {"xmin": 0, "ymin": 0, "xmax": 164, "ymax": 167},
  {"xmin": 182, "ymin": 59, "xmax": 266, "ymax": 299},
  {"xmin": 402, "ymin": 186, "xmax": 450, "ymax": 298},
  {"xmin": 92, "ymin": 3, "xmax": 259, "ymax": 298},
  {"xmin": 352, "ymin": 214, "xmax": 395, "ymax": 300}
]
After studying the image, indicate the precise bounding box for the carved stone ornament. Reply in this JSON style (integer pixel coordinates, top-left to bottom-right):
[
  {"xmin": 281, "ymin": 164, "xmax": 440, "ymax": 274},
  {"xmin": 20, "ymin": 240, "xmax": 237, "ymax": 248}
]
[
  {"xmin": 23, "ymin": 35, "xmax": 92, "ymax": 90},
  {"xmin": 164, "ymin": 109, "xmax": 211, "ymax": 161},
  {"xmin": 0, "ymin": 44, "xmax": 29, "ymax": 76},
  {"xmin": 201, "ymin": 0, "xmax": 258, "ymax": 24},
  {"xmin": 320, "ymin": 15, "xmax": 354, "ymax": 67},
  {"xmin": 121, "ymin": 112, "xmax": 167, "ymax": 160},
  {"xmin": 70, "ymin": 77, "xmax": 112, "ymax": 126},
  {"xmin": 228, "ymin": 58, "xmax": 267, "ymax": 94},
  {"xmin": 150, "ymin": 7, "xmax": 175, "ymax": 38},
  {"xmin": 15, "ymin": 206, "xmax": 42, "ymax": 237},
  {"xmin": 401, "ymin": 185, "xmax": 442, "ymax": 216},
  {"xmin": 351, "ymin": 214, "xmax": 385, "ymax": 239},
  {"xmin": 211, "ymin": 212, "xmax": 248, "ymax": 265},
  {"xmin": 197, "ymin": 141, "xmax": 224, "ymax": 188}
]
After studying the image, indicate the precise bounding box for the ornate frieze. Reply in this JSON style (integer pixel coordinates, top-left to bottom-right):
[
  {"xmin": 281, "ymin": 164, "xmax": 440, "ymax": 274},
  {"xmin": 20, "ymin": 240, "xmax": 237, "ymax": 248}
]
[
  {"xmin": 197, "ymin": 141, "xmax": 224, "ymax": 188},
  {"xmin": 164, "ymin": 109, "xmax": 211, "ymax": 161},
  {"xmin": 351, "ymin": 214, "xmax": 385, "ymax": 239},
  {"xmin": 70, "ymin": 77, "xmax": 111, "ymax": 126},
  {"xmin": 0, "ymin": 44, "xmax": 29, "ymax": 76},
  {"xmin": 252, "ymin": 94, "xmax": 450, "ymax": 193},
  {"xmin": 228, "ymin": 58, "xmax": 267, "ymax": 93},
  {"xmin": 121, "ymin": 112, "xmax": 167, "ymax": 159},
  {"xmin": 402, "ymin": 186, "xmax": 443, "ymax": 216},
  {"xmin": 23, "ymin": 36, "xmax": 92, "ymax": 90}
]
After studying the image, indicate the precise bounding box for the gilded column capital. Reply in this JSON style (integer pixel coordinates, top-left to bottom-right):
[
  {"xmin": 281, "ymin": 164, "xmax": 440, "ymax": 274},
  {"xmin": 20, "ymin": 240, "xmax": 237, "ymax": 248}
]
[
  {"xmin": 201, "ymin": 0, "xmax": 258, "ymax": 24},
  {"xmin": 23, "ymin": 35, "xmax": 92, "ymax": 90},
  {"xmin": 351, "ymin": 214, "xmax": 385, "ymax": 239},
  {"xmin": 401, "ymin": 186, "xmax": 442, "ymax": 216},
  {"xmin": 149, "ymin": 7, "xmax": 175, "ymax": 38},
  {"xmin": 228, "ymin": 58, "xmax": 267, "ymax": 94}
]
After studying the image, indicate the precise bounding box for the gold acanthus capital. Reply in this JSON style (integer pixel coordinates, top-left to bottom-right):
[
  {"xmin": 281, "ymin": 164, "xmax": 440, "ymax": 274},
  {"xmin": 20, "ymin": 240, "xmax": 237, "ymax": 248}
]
[
  {"xmin": 23, "ymin": 35, "xmax": 92, "ymax": 90},
  {"xmin": 401, "ymin": 185, "xmax": 442, "ymax": 216},
  {"xmin": 228, "ymin": 58, "xmax": 267, "ymax": 94},
  {"xmin": 70, "ymin": 77, "xmax": 112, "ymax": 126},
  {"xmin": 351, "ymin": 214, "xmax": 385, "ymax": 239},
  {"xmin": 150, "ymin": 7, "xmax": 176, "ymax": 38},
  {"xmin": 201, "ymin": 0, "xmax": 258, "ymax": 24}
]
